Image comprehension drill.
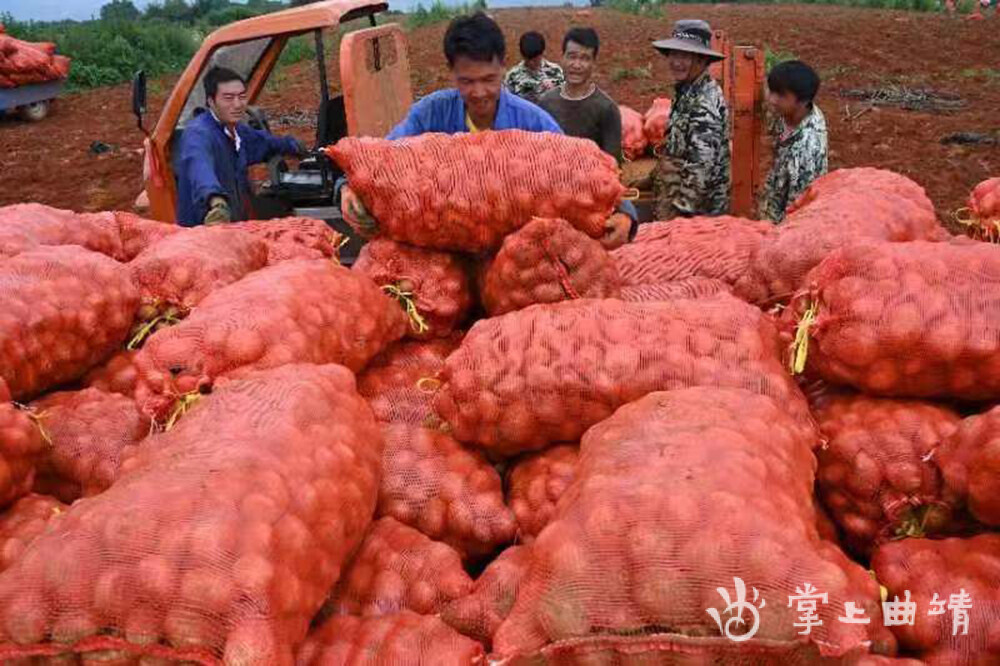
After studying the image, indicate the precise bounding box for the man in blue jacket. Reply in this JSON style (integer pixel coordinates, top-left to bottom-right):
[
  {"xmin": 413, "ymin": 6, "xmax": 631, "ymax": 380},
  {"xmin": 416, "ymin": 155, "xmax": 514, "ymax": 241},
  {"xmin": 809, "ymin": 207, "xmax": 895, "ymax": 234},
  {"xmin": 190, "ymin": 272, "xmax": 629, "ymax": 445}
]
[
  {"xmin": 176, "ymin": 66, "xmax": 305, "ymax": 226},
  {"xmin": 341, "ymin": 12, "xmax": 636, "ymax": 248}
]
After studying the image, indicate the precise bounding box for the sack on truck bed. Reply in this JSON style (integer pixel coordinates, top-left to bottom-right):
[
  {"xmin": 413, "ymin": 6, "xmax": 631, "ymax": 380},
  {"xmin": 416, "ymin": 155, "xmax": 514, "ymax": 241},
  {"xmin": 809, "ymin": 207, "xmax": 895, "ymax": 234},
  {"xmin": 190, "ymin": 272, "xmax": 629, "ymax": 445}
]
[
  {"xmin": 326, "ymin": 130, "xmax": 624, "ymax": 252},
  {"xmin": 619, "ymin": 276, "xmax": 732, "ymax": 302},
  {"xmin": 357, "ymin": 335, "xmax": 462, "ymax": 426},
  {"xmin": 295, "ymin": 611, "xmax": 485, "ymax": 666},
  {"xmin": 479, "ymin": 217, "xmax": 621, "ymax": 316},
  {"xmin": 353, "ymin": 239, "xmax": 472, "ymax": 339},
  {"xmin": 643, "ymin": 97, "xmax": 672, "ymax": 149},
  {"xmin": 0, "ymin": 246, "xmax": 139, "ymax": 401},
  {"xmin": 871, "ymin": 534, "xmax": 1000, "ymax": 665},
  {"xmin": 814, "ymin": 395, "xmax": 961, "ymax": 557},
  {"xmin": 325, "ymin": 517, "xmax": 473, "ymax": 617},
  {"xmin": 494, "ymin": 387, "xmax": 892, "ymax": 664},
  {"xmin": 0, "ymin": 494, "xmax": 65, "ymax": 574},
  {"xmin": 226, "ymin": 218, "xmax": 342, "ymax": 264},
  {"xmin": 506, "ymin": 444, "xmax": 579, "ymax": 543},
  {"xmin": 133, "ymin": 259, "xmax": 407, "ymax": 420},
  {"xmin": 378, "ymin": 424, "xmax": 514, "ymax": 559},
  {"xmin": 783, "ymin": 241, "xmax": 1000, "ymax": 401},
  {"xmin": 935, "ymin": 405, "xmax": 1000, "ymax": 528},
  {"xmin": 434, "ymin": 294, "xmax": 812, "ymax": 457},
  {"xmin": 0, "ymin": 34, "xmax": 70, "ymax": 88},
  {"xmin": 620, "ymin": 105, "xmax": 648, "ymax": 161},
  {"xmin": 28, "ymin": 389, "xmax": 150, "ymax": 504},
  {"xmin": 612, "ymin": 216, "xmax": 772, "ymax": 289},
  {"xmin": 128, "ymin": 226, "xmax": 269, "ymax": 310},
  {"xmin": 735, "ymin": 168, "xmax": 943, "ymax": 304},
  {"xmin": 0, "ymin": 364, "xmax": 382, "ymax": 666}
]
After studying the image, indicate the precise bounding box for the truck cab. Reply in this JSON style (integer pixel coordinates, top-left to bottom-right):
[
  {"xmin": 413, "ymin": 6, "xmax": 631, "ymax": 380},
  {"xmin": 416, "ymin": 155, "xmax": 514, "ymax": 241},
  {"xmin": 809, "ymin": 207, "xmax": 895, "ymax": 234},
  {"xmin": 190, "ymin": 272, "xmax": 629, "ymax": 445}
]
[{"xmin": 132, "ymin": 0, "xmax": 413, "ymax": 260}]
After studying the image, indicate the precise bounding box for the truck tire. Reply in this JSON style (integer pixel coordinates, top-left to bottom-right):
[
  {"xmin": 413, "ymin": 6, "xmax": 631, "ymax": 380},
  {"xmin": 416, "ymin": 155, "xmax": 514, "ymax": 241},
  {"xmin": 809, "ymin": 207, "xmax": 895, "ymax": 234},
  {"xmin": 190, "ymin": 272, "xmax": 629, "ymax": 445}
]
[{"xmin": 20, "ymin": 100, "xmax": 50, "ymax": 122}]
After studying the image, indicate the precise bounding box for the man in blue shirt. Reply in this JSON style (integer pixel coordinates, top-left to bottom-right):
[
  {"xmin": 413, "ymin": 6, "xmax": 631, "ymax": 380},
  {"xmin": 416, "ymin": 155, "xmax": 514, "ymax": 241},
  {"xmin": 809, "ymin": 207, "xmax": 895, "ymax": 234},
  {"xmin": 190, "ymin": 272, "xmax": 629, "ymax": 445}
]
[
  {"xmin": 342, "ymin": 12, "xmax": 636, "ymax": 248},
  {"xmin": 176, "ymin": 66, "xmax": 305, "ymax": 226}
]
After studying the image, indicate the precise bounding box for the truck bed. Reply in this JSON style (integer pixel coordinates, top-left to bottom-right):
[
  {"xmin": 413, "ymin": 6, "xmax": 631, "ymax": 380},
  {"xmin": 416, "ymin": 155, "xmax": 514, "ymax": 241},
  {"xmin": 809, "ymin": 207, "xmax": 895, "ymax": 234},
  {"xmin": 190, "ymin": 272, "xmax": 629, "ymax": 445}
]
[{"xmin": 0, "ymin": 79, "xmax": 64, "ymax": 113}]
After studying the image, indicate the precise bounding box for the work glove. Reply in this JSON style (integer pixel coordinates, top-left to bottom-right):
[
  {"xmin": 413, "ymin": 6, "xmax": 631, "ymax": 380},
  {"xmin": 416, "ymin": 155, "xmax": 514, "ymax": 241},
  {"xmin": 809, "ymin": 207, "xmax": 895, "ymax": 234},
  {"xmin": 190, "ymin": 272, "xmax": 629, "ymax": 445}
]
[
  {"xmin": 203, "ymin": 196, "xmax": 231, "ymax": 225},
  {"xmin": 600, "ymin": 213, "xmax": 632, "ymax": 250},
  {"xmin": 341, "ymin": 186, "xmax": 379, "ymax": 237}
]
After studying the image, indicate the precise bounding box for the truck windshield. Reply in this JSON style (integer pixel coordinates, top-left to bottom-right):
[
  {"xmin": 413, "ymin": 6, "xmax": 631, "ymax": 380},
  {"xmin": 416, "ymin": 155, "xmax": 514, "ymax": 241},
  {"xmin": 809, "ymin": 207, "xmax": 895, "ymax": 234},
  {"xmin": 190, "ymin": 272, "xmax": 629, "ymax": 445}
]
[{"xmin": 178, "ymin": 37, "xmax": 272, "ymax": 127}]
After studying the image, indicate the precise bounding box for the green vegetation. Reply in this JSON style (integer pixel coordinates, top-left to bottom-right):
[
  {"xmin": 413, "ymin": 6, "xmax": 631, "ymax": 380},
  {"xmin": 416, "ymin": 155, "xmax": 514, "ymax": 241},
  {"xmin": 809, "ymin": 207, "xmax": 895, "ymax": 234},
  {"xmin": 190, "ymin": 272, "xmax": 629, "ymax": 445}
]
[
  {"xmin": 408, "ymin": 0, "xmax": 488, "ymax": 28},
  {"xmin": 764, "ymin": 48, "xmax": 799, "ymax": 73},
  {"xmin": 611, "ymin": 64, "xmax": 653, "ymax": 82},
  {"xmin": 0, "ymin": 0, "xmax": 312, "ymax": 91}
]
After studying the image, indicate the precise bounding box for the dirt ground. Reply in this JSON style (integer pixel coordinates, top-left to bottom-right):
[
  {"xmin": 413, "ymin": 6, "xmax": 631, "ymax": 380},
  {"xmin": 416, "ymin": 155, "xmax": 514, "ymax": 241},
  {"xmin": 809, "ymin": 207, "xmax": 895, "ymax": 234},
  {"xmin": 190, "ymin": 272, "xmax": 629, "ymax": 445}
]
[{"xmin": 1, "ymin": 5, "xmax": 997, "ymax": 220}]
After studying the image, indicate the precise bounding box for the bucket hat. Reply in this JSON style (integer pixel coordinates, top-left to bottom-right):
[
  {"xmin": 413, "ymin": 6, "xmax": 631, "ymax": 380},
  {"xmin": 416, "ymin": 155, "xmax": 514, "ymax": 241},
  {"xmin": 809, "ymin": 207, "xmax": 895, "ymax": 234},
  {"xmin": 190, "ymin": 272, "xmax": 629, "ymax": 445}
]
[{"xmin": 652, "ymin": 20, "xmax": 725, "ymax": 61}]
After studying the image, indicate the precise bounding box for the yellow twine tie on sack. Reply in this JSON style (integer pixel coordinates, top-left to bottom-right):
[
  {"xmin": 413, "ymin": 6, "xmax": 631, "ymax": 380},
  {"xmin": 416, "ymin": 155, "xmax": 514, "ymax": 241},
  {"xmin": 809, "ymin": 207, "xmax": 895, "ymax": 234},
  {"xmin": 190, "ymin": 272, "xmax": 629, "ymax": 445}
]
[
  {"xmin": 416, "ymin": 377, "xmax": 442, "ymax": 393},
  {"xmin": 953, "ymin": 207, "xmax": 1000, "ymax": 243},
  {"xmin": 18, "ymin": 405, "xmax": 52, "ymax": 447},
  {"xmin": 382, "ymin": 283, "xmax": 429, "ymax": 335},
  {"xmin": 128, "ymin": 307, "xmax": 184, "ymax": 350},
  {"xmin": 163, "ymin": 391, "xmax": 202, "ymax": 432},
  {"xmin": 790, "ymin": 301, "xmax": 818, "ymax": 374},
  {"xmin": 868, "ymin": 570, "xmax": 889, "ymax": 603}
]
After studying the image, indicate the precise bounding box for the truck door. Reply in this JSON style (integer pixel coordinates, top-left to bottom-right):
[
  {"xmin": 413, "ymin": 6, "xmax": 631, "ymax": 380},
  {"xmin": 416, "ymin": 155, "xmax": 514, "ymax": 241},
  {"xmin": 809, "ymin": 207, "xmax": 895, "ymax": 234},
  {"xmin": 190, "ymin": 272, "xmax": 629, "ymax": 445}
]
[{"xmin": 339, "ymin": 24, "xmax": 413, "ymax": 138}]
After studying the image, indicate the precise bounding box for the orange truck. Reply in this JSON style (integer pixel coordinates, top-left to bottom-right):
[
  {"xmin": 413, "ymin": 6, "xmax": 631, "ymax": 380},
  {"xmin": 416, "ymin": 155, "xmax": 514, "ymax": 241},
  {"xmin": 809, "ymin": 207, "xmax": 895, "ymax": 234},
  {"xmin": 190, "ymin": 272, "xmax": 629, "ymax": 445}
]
[{"xmin": 132, "ymin": 0, "xmax": 762, "ymax": 256}]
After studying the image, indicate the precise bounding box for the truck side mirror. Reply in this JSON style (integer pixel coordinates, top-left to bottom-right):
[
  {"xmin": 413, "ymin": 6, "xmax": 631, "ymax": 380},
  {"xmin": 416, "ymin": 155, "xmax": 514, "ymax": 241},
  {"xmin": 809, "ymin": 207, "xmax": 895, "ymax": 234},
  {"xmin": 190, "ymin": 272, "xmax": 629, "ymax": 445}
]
[{"xmin": 132, "ymin": 70, "xmax": 147, "ymax": 132}]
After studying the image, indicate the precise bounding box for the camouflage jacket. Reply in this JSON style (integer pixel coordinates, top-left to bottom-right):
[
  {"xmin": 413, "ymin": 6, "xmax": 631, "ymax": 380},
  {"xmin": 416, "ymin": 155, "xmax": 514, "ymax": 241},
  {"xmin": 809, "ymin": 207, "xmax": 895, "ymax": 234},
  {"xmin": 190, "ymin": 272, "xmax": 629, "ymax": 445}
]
[
  {"xmin": 760, "ymin": 105, "xmax": 829, "ymax": 223},
  {"xmin": 504, "ymin": 60, "xmax": 566, "ymax": 104},
  {"xmin": 652, "ymin": 71, "xmax": 731, "ymax": 219}
]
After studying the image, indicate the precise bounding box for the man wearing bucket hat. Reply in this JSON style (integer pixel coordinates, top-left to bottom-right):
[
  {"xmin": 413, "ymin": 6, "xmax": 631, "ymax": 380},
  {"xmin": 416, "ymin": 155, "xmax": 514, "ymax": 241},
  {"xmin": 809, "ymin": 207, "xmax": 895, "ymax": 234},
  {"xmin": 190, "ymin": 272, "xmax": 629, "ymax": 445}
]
[{"xmin": 650, "ymin": 20, "xmax": 731, "ymax": 220}]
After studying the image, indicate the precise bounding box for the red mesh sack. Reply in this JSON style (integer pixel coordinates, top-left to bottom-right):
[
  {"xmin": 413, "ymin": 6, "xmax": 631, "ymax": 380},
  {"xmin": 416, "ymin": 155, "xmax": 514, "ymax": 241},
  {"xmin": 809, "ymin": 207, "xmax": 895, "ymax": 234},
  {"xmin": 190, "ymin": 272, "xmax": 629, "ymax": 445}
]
[
  {"xmin": 620, "ymin": 105, "xmax": 648, "ymax": 160},
  {"xmin": 379, "ymin": 424, "xmax": 514, "ymax": 559},
  {"xmin": 0, "ymin": 399, "xmax": 44, "ymax": 510},
  {"xmin": 0, "ymin": 246, "xmax": 138, "ymax": 401},
  {"xmin": 82, "ymin": 350, "xmax": 140, "ymax": 398},
  {"xmin": 227, "ymin": 218, "xmax": 342, "ymax": 264},
  {"xmin": 479, "ymin": 217, "xmax": 621, "ymax": 316},
  {"xmin": 854, "ymin": 658, "xmax": 927, "ymax": 666},
  {"xmin": 326, "ymin": 131, "xmax": 624, "ymax": 252},
  {"xmin": 784, "ymin": 241, "xmax": 1000, "ymax": 400},
  {"xmin": 0, "ymin": 204, "xmax": 123, "ymax": 260},
  {"xmin": 935, "ymin": 405, "xmax": 1000, "ymax": 527},
  {"xmin": 440, "ymin": 545, "xmax": 531, "ymax": 648},
  {"xmin": 643, "ymin": 97, "xmax": 672, "ymax": 148},
  {"xmin": 354, "ymin": 239, "xmax": 472, "ymax": 339},
  {"xmin": 494, "ymin": 387, "xmax": 890, "ymax": 663},
  {"xmin": 506, "ymin": 444, "xmax": 579, "ymax": 543},
  {"xmin": 129, "ymin": 225, "xmax": 269, "ymax": 310},
  {"xmin": 113, "ymin": 211, "xmax": 181, "ymax": 261},
  {"xmin": 0, "ymin": 363, "xmax": 382, "ymax": 665},
  {"xmin": 434, "ymin": 294, "xmax": 812, "ymax": 457},
  {"xmin": 814, "ymin": 395, "xmax": 961, "ymax": 556},
  {"xmin": 0, "ymin": 494, "xmax": 66, "ymax": 573},
  {"xmin": 612, "ymin": 216, "xmax": 772, "ymax": 288},
  {"xmin": 295, "ymin": 611, "xmax": 485, "ymax": 666},
  {"xmin": 0, "ymin": 36, "xmax": 70, "ymax": 88},
  {"xmin": 815, "ymin": 505, "xmax": 841, "ymax": 543},
  {"xmin": 28, "ymin": 389, "xmax": 150, "ymax": 503},
  {"xmin": 326, "ymin": 517, "xmax": 473, "ymax": 617},
  {"xmin": 133, "ymin": 260, "xmax": 407, "ymax": 420},
  {"xmin": 736, "ymin": 168, "xmax": 943, "ymax": 304},
  {"xmin": 871, "ymin": 534, "xmax": 1000, "ymax": 665},
  {"xmin": 957, "ymin": 177, "xmax": 1000, "ymax": 242},
  {"xmin": 619, "ymin": 277, "xmax": 732, "ymax": 302},
  {"xmin": 357, "ymin": 335, "xmax": 462, "ymax": 426}
]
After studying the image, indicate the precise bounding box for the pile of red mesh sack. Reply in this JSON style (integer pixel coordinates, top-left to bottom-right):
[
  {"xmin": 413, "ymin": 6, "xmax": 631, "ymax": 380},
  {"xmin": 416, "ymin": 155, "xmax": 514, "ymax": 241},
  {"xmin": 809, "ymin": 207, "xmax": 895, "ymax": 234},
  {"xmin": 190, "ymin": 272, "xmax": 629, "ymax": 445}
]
[
  {"xmin": 133, "ymin": 260, "xmax": 406, "ymax": 420},
  {"xmin": 353, "ymin": 239, "xmax": 472, "ymax": 339},
  {"xmin": 619, "ymin": 277, "xmax": 732, "ymax": 302},
  {"xmin": 479, "ymin": 217, "xmax": 621, "ymax": 316},
  {"xmin": 736, "ymin": 168, "xmax": 944, "ymax": 304},
  {"xmin": 28, "ymin": 388, "xmax": 149, "ymax": 503},
  {"xmin": 326, "ymin": 517, "xmax": 473, "ymax": 617},
  {"xmin": 434, "ymin": 294, "xmax": 812, "ymax": 457},
  {"xmin": 783, "ymin": 241, "xmax": 1000, "ymax": 400},
  {"xmin": 0, "ymin": 245, "xmax": 138, "ymax": 400},
  {"xmin": 326, "ymin": 130, "xmax": 624, "ymax": 252},
  {"xmin": 813, "ymin": 395, "xmax": 961, "ymax": 556},
  {"xmin": 871, "ymin": 534, "xmax": 1000, "ymax": 665},
  {"xmin": 0, "ymin": 363, "xmax": 382, "ymax": 664},
  {"xmin": 620, "ymin": 105, "xmax": 648, "ymax": 160},
  {"xmin": 441, "ymin": 545, "xmax": 531, "ymax": 648},
  {"xmin": 128, "ymin": 225, "xmax": 269, "ymax": 310},
  {"xmin": 505, "ymin": 444, "xmax": 579, "ymax": 542},
  {"xmin": 357, "ymin": 335, "xmax": 462, "ymax": 426},
  {"xmin": 378, "ymin": 424, "xmax": 514, "ymax": 559},
  {"xmin": 227, "ymin": 217, "xmax": 342, "ymax": 264},
  {"xmin": 296, "ymin": 610, "xmax": 485, "ymax": 666},
  {"xmin": 643, "ymin": 97, "xmax": 672, "ymax": 149},
  {"xmin": 935, "ymin": 404, "xmax": 1000, "ymax": 528},
  {"xmin": 612, "ymin": 216, "xmax": 772, "ymax": 290},
  {"xmin": 0, "ymin": 32, "xmax": 70, "ymax": 88},
  {"xmin": 493, "ymin": 387, "xmax": 890, "ymax": 663},
  {"xmin": 0, "ymin": 204, "xmax": 122, "ymax": 259}
]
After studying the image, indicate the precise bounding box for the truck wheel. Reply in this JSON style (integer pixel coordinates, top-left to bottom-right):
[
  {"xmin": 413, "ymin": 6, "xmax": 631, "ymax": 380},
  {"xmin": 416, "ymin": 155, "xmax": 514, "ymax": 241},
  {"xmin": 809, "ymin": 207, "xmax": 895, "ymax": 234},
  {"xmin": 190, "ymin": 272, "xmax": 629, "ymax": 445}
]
[{"xmin": 20, "ymin": 101, "xmax": 50, "ymax": 122}]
